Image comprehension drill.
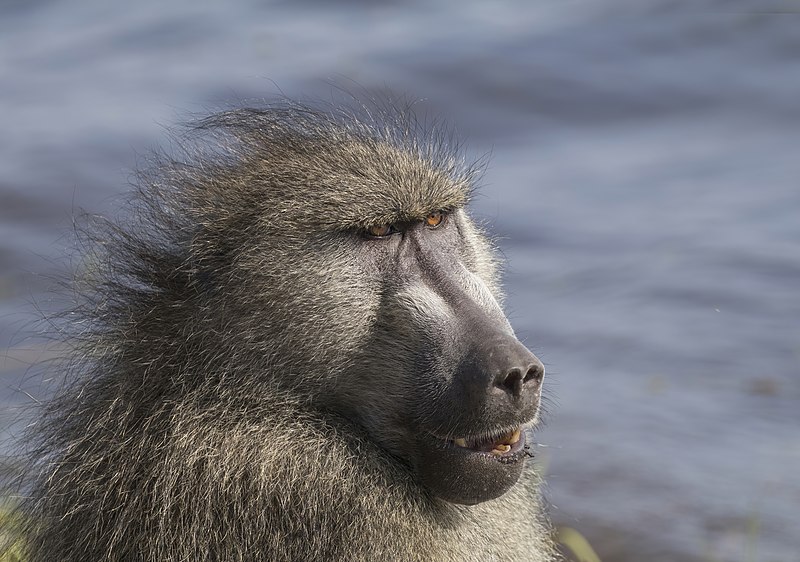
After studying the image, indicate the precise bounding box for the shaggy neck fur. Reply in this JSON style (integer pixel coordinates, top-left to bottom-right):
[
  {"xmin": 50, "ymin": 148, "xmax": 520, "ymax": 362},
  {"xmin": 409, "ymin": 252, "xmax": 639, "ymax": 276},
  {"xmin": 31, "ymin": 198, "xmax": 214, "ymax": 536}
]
[{"xmin": 22, "ymin": 392, "xmax": 557, "ymax": 561}]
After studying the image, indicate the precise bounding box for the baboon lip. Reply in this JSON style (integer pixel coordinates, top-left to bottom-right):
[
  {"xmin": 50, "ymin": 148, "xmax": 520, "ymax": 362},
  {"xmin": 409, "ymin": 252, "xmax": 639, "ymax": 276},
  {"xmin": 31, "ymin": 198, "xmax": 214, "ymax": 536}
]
[
  {"xmin": 445, "ymin": 427, "xmax": 525, "ymax": 459},
  {"xmin": 416, "ymin": 426, "xmax": 529, "ymax": 504}
]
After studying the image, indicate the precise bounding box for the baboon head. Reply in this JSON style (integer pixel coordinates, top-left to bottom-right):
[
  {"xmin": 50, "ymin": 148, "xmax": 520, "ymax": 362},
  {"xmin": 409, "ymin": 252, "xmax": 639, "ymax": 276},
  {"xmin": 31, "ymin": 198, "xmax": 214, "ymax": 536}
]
[{"xmin": 185, "ymin": 106, "xmax": 544, "ymax": 506}]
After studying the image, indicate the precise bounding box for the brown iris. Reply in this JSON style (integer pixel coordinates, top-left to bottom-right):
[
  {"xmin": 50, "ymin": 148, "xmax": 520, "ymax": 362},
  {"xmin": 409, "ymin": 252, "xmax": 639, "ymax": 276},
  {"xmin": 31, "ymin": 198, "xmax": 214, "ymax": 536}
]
[
  {"xmin": 367, "ymin": 224, "xmax": 394, "ymax": 237},
  {"xmin": 367, "ymin": 212, "xmax": 445, "ymax": 238},
  {"xmin": 426, "ymin": 211, "xmax": 444, "ymax": 228}
]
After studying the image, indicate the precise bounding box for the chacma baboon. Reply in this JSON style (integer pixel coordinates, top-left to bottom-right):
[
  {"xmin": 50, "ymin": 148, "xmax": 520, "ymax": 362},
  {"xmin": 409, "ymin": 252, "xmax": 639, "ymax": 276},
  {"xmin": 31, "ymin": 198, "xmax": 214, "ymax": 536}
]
[{"xmin": 8, "ymin": 102, "xmax": 558, "ymax": 561}]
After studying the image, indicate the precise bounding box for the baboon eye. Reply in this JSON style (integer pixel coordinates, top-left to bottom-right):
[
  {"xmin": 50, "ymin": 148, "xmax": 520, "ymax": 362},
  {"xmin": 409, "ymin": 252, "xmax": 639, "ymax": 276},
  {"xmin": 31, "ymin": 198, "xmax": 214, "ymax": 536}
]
[
  {"xmin": 425, "ymin": 211, "xmax": 445, "ymax": 228},
  {"xmin": 367, "ymin": 224, "xmax": 396, "ymax": 238}
]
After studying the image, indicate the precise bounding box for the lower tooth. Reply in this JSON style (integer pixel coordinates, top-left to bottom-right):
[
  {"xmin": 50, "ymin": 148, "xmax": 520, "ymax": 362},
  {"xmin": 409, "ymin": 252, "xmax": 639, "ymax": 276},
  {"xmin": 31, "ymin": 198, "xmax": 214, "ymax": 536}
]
[{"xmin": 454, "ymin": 438, "xmax": 467, "ymax": 447}]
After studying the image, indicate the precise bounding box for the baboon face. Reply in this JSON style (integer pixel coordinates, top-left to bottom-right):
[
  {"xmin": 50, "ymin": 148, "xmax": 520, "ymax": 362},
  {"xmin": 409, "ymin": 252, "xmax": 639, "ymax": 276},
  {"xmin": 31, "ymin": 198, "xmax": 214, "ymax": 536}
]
[
  {"xmin": 235, "ymin": 137, "xmax": 544, "ymax": 505},
  {"xmin": 346, "ymin": 208, "xmax": 544, "ymax": 505}
]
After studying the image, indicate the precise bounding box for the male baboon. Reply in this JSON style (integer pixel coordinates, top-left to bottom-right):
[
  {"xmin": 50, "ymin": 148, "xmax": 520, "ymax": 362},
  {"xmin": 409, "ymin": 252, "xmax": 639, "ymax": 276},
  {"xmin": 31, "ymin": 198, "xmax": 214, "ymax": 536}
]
[{"xmin": 8, "ymin": 102, "xmax": 559, "ymax": 561}]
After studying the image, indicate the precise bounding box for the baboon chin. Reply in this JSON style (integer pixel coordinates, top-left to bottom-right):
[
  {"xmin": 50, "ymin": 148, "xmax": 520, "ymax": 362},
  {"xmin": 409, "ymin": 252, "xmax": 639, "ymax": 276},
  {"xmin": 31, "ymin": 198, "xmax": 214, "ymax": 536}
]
[{"xmin": 10, "ymin": 101, "xmax": 559, "ymax": 561}]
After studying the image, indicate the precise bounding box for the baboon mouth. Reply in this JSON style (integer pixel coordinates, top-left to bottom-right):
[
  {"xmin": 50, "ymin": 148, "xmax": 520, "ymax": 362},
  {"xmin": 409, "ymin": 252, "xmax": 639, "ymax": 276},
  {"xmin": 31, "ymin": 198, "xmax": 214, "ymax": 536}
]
[
  {"xmin": 448, "ymin": 427, "xmax": 524, "ymax": 458},
  {"xmin": 418, "ymin": 426, "xmax": 530, "ymax": 503}
]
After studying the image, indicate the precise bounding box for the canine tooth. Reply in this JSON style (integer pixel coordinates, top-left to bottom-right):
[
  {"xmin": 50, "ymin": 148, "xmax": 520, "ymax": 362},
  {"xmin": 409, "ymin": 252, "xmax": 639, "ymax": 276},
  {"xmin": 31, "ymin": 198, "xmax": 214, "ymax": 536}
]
[
  {"xmin": 508, "ymin": 429, "xmax": 521, "ymax": 444},
  {"xmin": 453, "ymin": 438, "xmax": 467, "ymax": 447}
]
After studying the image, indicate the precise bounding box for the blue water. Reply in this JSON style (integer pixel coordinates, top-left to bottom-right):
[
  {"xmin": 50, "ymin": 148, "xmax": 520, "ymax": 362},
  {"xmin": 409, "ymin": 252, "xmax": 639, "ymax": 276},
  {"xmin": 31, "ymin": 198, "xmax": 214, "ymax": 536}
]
[{"xmin": 2, "ymin": 2, "xmax": 798, "ymax": 560}]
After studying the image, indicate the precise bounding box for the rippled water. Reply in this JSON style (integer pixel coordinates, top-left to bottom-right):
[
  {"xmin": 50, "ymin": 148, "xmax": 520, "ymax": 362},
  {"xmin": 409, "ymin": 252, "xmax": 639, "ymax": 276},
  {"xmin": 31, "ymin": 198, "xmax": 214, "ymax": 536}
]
[{"xmin": 2, "ymin": 2, "xmax": 799, "ymax": 560}]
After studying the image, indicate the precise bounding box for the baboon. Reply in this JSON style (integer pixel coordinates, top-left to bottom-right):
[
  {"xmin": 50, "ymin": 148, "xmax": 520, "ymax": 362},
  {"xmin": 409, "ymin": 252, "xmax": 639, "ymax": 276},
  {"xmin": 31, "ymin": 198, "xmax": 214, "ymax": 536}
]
[{"xmin": 8, "ymin": 102, "xmax": 559, "ymax": 561}]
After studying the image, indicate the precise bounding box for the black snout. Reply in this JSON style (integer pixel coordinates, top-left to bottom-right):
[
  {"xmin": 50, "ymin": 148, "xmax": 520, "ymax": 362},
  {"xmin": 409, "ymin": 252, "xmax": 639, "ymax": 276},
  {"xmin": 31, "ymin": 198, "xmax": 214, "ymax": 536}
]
[
  {"xmin": 453, "ymin": 334, "xmax": 544, "ymax": 422},
  {"xmin": 487, "ymin": 339, "xmax": 544, "ymax": 402},
  {"xmin": 495, "ymin": 361, "xmax": 544, "ymax": 398}
]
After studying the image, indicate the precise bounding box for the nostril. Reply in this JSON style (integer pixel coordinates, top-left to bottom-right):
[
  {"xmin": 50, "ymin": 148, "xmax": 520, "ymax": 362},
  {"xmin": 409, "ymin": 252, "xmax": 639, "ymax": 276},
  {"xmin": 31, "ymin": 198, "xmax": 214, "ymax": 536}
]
[
  {"xmin": 499, "ymin": 368, "xmax": 524, "ymax": 397},
  {"xmin": 523, "ymin": 363, "xmax": 544, "ymax": 384}
]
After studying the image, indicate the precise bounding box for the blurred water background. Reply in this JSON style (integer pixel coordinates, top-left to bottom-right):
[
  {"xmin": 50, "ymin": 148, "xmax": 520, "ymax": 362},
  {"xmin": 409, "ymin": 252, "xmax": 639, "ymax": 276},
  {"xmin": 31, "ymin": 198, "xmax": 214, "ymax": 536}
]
[{"xmin": 1, "ymin": 1, "xmax": 798, "ymax": 561}]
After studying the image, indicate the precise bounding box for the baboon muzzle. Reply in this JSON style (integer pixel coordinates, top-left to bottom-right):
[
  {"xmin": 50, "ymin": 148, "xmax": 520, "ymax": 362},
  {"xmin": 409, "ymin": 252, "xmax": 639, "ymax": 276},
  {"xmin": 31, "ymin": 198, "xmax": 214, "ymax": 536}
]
[
  {"xmin": 476, "ymin": 335, "xmax": 543, "ymax": 403},
  {"xmin": 443, "ymin": 276, "xmax": 544, "ymax": 422},
  {"xmin": 415, "ymin": 312, "xmax": 544, "ymax": 505},
  {"xmin": 455, "ymin": 327, "xmax": 544, "ymax": 423}
]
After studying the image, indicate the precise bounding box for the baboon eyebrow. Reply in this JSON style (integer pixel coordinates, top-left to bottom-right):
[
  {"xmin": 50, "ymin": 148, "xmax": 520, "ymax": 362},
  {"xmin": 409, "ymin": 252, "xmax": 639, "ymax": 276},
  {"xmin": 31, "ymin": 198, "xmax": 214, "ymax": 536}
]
[
  {"xmin": 362, "ymin": 207, "xmax": 454, "ymax": 227},
  {"xmin": 336, "ymin": 201, "xmax": 460, "ymax": 233}
]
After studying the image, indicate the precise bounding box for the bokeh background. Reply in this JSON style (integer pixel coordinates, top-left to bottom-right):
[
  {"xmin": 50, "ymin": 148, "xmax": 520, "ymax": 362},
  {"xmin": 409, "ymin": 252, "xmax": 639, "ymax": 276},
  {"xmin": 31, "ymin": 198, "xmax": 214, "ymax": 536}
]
[{"xmin": 1, "ymin": 2, "xmax": 798, "ymax": 561}]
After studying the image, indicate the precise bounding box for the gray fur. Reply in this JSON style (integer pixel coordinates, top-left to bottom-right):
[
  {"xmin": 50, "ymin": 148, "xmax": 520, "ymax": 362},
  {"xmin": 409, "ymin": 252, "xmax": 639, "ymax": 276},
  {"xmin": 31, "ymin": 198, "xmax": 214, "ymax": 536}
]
[{"xmin": 7, "ymin": 101, "xmax": 559, "ymax": 561}]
